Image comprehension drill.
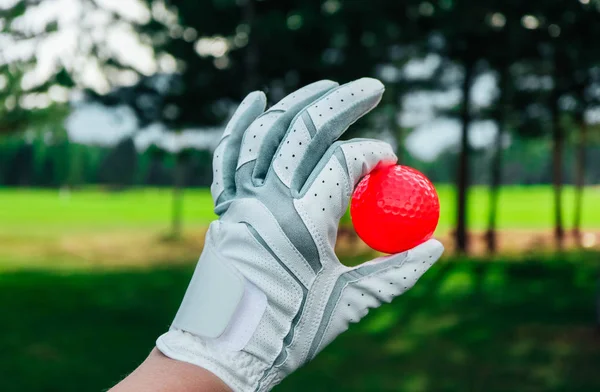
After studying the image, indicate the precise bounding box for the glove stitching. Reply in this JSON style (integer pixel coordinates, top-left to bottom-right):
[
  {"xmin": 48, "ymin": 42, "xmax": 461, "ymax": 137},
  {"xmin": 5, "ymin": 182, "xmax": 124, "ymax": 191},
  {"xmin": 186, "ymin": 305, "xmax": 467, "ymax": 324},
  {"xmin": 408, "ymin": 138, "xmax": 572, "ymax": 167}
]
[
  {"xmin": 298, "ymin": 268, "xmax": 339, "ymax": 365},
  {"xmin": 231, "ymin": 199, "xmax": 313, "ymax": 285},
  {"xmin": 240, "ymin": 231, "xmax": 303, "ymax": 366}
]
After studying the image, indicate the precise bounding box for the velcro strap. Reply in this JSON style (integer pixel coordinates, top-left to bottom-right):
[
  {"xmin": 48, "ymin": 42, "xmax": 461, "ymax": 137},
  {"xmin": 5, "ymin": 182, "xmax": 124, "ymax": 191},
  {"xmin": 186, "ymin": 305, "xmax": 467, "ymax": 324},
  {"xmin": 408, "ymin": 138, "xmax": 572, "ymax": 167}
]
[{"xmin": 172, "ymin": 244, "xmax": 245, "ymax": 338}]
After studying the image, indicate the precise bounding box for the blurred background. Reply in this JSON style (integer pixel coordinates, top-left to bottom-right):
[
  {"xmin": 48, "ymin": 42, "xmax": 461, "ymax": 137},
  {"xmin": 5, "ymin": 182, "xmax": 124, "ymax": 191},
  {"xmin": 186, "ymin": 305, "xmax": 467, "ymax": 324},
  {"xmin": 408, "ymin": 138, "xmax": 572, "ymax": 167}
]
[{"xmin": 1, "ymin": 0, "xmax": 600, "ymax": 390}]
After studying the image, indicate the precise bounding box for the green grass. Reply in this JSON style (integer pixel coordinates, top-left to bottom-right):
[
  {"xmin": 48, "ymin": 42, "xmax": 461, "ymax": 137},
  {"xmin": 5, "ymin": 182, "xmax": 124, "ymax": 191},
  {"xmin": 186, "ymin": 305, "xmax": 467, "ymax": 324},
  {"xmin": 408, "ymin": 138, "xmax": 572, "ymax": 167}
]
[
  {"xmin": 1, "ymin": 185, "xmax": 599, "ymax": 238},
  {"xmin": 1, "ymin": 254, "xmax": 599, "ymax": 392},
  {"xmin": 2, "ymin": 187, "xmax": 599, "ymax": 390},
  {"xmin": 0, "ymin": 188, "xmax": 215, "ymax": 237}
]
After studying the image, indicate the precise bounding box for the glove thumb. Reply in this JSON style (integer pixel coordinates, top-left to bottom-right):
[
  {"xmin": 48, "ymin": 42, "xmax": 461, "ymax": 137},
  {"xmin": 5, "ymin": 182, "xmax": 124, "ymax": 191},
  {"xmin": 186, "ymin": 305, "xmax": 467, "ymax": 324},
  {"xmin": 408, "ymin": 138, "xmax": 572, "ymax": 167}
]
[{"xmin": 307, "ymin": 239, "xmax": 444, "ymax": 360}]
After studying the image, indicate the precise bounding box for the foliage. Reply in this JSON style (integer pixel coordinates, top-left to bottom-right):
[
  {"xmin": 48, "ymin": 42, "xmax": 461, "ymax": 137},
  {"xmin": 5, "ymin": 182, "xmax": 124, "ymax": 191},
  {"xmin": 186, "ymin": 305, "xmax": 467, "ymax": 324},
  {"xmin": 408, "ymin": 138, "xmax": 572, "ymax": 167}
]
[
  {"xmin": 3, "ymin": 0, "xmax": 600, "ymax": 254},
  {"xmin": 3, "ymin": 185, "xmax": 600, "ymax": 232},
  {"xmin": 0, "ymin": 134, "xmax": 216, "ymax": 188},
  {"xmin": 2, "ymin": 131, "xmax": 600, "ymax": 188}
]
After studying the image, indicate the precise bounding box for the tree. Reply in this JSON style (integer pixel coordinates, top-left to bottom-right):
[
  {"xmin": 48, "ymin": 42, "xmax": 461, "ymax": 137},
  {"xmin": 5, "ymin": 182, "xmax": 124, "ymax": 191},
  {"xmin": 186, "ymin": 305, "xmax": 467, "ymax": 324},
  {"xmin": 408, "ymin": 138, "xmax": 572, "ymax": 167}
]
[
  {"xmin": 563, "ymin": 5, "xmax": 600, "ymax": 246},
  {"xmin": 427, "ymin": 1, "xmax": 494, "ymax": 254},
  {"xmin": 483, "ymin": 2, "xmax": 539, "ymax": 253},
  {"xmin": 98, "ymin": 137, "xmax": 137, "ymax": 189},
  {"xmin": 540, "ymin": 0, "xmax": 600, "ymax": 249}
]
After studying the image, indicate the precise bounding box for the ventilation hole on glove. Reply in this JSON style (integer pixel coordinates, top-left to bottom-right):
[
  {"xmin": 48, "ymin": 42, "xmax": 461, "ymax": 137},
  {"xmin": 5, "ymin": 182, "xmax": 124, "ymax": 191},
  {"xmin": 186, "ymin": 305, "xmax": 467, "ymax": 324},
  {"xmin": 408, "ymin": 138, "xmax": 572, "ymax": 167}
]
[
  {"xmin": 322, "ymin": 180, "xmax": 325, "ymax": 183},
  {"xmin": 336, "ymin": 182, "xmax": 339, "ymax": 186},
  {"xmin": 293, "ymin": 129, "xmax": 296, "ymax": 132},
  {"xmin": 341, "ymin": 99, "xmax": 344, "ymax": 102},
  {"xmin": 429, "ymin": 256, "xmax": 432, "ymax": 258},
  {"xmin": 279, "ymin": 153, "xmax": 282, "ymax": 157},
  {"xmin": 414, "ymin": 269, "xmax": 417, "ymax": 272},
  {"xmin": 404, "ymin": 277, "xmax": 407, "ymax": 280},
  {"xmin": 319, "ymin": 114, "xmax": 322, "ymax": 117},
  {"xmin": 354, "ymin": 158, "xmax": 357, "ymax": 161},
  {"xmin": 299, "ymin": 142, "xmax": 302, "ymax": 145},
  {"xmin": 351, "ymin": 93, "xmax": 354, "ymax": 96},
  {"xmin": 322, "ymin": 208, "xmax": 325, "ymax": 211},
  {"xmin": 361, "ymin": 293, "xmax": 364, "ymax": 296},
  {"xmin": 361, "ymin": 89, "xmax": 364, "ymax": 92},
  {"xmin": 314, "ymin": 193, "xmax": 317, "ymax": 196},
  {"xmin": 389, "ymin": 282, "xmax": 393, "ymax": 285},
  {"xmin": 378, "ymin": 290, "xmax": 381, "ymax": 293},
  {"xmin": 287, "ymin": 141, "xmax": 289, "ymax": 144},
  {"xmin": 216, "ymin": 155, "xmax": 219, "ymax": 158},
  {"xmin": 249, "ymin": 149, "xmax": 252, "ymax": 152},
  {"xmin": 347, "ymin": 303, "xmax": 351, "ymax": 307},
  {"xmin": 292, "ymin": 154, "xmax": 296, "ymax": 158},
  {"xmin": 329, "ymin": 168, "xmax": 333, "ymax": 171},
  {"xmin": 260, "ymin": 124, "xmax": 263, "ymax": 127},
  {"xmin": 330, "ymin": 107, "xmax": 333, "ymax": 110},
  {"xmin": 285, "ymin": 166, "xmax": 289, "ymax": 170},
  {"xmin": 329, "ymin": 195, "xmax": 332, "ymax": 198},
  {"xmin": 253, "ymin": 135, "xmax": 256, "ymax": 139}
]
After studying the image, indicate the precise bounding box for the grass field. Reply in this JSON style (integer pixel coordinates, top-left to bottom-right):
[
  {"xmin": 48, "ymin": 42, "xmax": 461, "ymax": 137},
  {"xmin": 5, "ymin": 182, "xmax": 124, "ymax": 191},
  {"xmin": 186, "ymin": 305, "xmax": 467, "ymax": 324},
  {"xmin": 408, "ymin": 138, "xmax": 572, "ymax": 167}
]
[
  {"xmin": 1, "ymin": 186, "xmax": 600, "ymax": 391},
  {"xmin": 1, "ymin": 254, "xmax": 598, "ymax": 392},
  {"xmin": 2, "ymin": 186, "xmax": 600, "ymax": 237},
  {"xmin": 1, "ymin": 185, "xmax": 599, "ymax": 269}
]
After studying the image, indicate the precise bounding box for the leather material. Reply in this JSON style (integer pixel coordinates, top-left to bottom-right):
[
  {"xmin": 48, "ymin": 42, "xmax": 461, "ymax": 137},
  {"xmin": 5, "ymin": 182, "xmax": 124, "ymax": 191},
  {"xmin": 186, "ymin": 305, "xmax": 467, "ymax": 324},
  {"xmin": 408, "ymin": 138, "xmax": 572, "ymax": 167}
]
[
  {"xmin": 237, "ymin": 111, "xmax": 282, "ymax": 169},
  {"xmin": 211, "ymin": 141, "xmax": 227, "ymax": 203},
  {"xmin": 273, "ymin": 116, "xmax": 312, "ymax": 187},
  {"xmin": 341, "ymin": 140, "xmax": 397, "ymax": 187},
  {"xmin": 157, "ymin": 78, "xmax": 445, "ymax": 392},
  {"xmin": 310, "ymin": 241, "xmax": 444, "ymax": 359},
  {"xmin": 212, "ymin": 91, "xmax": 266, "ymax": 208}
]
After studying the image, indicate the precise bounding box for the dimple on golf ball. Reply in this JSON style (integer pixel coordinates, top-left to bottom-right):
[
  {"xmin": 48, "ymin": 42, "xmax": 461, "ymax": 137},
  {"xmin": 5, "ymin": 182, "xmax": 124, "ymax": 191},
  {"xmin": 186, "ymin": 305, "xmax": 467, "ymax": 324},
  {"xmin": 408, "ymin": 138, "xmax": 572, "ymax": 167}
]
[{"xmin": 350, "ymin": 165, "xmax": 440, "ymax": 254}]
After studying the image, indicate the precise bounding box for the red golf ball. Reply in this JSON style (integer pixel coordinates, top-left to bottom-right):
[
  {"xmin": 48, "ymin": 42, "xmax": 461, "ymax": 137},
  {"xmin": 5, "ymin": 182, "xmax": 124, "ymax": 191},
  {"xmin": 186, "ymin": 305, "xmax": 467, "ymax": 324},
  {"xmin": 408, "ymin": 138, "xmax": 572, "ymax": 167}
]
[{"xmin": 350, "ymin": 165, "xmax": 440, "ymax": 254}]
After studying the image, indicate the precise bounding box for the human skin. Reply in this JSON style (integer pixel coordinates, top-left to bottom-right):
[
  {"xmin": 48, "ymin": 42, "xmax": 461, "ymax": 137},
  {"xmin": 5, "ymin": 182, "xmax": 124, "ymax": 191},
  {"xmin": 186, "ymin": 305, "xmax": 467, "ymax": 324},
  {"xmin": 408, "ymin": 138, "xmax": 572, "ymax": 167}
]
[{"xmin": 109, "ymin": 348, "xmax": 232, "ymax": 392}]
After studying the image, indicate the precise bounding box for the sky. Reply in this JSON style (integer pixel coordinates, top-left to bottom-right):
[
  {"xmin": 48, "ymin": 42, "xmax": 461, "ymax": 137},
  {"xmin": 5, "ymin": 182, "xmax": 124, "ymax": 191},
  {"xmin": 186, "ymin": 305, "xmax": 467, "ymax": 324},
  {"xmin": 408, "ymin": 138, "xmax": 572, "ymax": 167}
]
[
  {"xmin": 2, "ymin": 0, "xmax": 500, "ymax": 160},
  {"xmin": 61, "ymin": 71, "xmax": 499, "ymax": 160}
]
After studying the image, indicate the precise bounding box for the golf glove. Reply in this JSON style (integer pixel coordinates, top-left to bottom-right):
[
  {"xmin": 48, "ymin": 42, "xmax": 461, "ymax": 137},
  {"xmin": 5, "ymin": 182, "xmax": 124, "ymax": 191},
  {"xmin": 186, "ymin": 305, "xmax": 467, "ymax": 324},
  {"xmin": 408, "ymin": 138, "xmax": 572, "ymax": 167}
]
[{"xmin": 156, "ymin": 78, "xmax": 444, "ymax": 391}]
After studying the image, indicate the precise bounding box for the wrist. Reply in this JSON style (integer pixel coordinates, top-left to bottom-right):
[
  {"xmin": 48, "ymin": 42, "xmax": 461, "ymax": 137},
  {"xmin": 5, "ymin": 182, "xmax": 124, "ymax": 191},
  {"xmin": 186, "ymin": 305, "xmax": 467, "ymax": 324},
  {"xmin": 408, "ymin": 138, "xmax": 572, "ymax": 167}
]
[
  {"xmin": 157, "ymin": 329, "xmax": 280, "ymax": 392},
  {"xmin": 110, "ymin": 348, "xmax": 232, "ymax": 392}
]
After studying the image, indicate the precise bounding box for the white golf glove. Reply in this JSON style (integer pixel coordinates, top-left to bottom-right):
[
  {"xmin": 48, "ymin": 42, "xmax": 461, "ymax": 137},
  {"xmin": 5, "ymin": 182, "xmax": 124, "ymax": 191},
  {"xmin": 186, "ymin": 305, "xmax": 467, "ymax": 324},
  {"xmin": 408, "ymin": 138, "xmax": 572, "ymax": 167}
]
[{"xmin": 156, "ymin": 78, "xmax": 444, "ymax": 391}]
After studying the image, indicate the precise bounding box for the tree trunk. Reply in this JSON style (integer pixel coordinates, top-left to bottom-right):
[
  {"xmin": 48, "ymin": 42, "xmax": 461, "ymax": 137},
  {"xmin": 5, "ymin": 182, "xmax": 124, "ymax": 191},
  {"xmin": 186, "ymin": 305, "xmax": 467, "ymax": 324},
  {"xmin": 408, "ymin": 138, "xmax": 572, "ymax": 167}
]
[
  {"xmin": 573, "ymin": 115, "xmax": 587, "ymax": 246},
  {"xmin": 242, "ymin": 0, "xmax": 259, "ymax": 92},
  {"xmin": 172, "ymin": 154, "xmax": 186, "ymax": 238},
  {"xmin": 456, "ymin": 61, "xmax": 474, "ymax": 254},
  {"xmin": 550, "ymin": 92, "xmax": 565, "ymax": 250},
  {"xmin": 485, "ymin": 67, "xmax": 508, "ymax": 254},
  {"xmin": 389, "ymin": 83, "xmax": 403, "ymax": 163},
  {"xmin": 393, "ymin": 116, "xmax": 403, "ymax": 164}
]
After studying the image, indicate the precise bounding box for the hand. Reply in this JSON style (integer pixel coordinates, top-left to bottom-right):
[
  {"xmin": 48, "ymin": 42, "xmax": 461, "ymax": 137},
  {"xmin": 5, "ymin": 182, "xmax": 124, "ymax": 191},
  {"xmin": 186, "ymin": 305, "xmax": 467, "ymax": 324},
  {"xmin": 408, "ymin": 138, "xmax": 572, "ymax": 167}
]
[{"xmin": 156, "ymin": 78, "xmax": 444, "ymax": 392}]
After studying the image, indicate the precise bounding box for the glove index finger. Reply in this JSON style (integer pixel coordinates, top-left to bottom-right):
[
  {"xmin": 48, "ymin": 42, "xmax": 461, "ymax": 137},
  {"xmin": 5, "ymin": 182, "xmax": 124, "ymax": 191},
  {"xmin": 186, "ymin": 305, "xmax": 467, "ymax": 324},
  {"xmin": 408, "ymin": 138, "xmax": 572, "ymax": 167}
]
[{"xmin": 272, "ymin": 78, "xmax": 385, "ymax": 190}]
